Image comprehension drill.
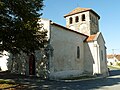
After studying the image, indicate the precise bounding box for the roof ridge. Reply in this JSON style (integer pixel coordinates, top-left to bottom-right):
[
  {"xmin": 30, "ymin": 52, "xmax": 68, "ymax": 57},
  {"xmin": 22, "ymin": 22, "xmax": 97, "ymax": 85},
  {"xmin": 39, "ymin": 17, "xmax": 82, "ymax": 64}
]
[{"xmin": 64, "ymin": 7, "xmax": 91, "ymax": 17}]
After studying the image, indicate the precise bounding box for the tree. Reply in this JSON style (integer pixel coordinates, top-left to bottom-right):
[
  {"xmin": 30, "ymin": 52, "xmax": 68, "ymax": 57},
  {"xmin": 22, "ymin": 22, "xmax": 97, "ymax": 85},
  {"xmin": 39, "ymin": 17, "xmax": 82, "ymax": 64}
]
[{"xmin": 0, "ymin": 0, "xmax": 47, "ymax": 55}]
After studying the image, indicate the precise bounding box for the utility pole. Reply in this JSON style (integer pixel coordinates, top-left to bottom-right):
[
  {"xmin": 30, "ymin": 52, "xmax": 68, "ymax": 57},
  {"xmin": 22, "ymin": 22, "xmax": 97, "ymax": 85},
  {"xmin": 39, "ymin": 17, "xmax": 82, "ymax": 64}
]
[
  {"xmin": 112, "ymin": 49, "xmax": 115, "ymax": 62},
  {"xmin": 111, "ymin": 49, "xmax": 119, "ymax": 56},
  {"xmin": 111, "ymin": 49, "xmax": 118, "ymax": 62}
]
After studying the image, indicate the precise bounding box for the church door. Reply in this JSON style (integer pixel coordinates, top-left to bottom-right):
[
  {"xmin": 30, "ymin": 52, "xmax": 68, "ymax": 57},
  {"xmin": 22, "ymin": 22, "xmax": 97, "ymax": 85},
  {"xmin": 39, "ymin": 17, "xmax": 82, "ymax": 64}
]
[{"xmin": 29, "ymin": 54, "xmax": 35, "ymax": 75}]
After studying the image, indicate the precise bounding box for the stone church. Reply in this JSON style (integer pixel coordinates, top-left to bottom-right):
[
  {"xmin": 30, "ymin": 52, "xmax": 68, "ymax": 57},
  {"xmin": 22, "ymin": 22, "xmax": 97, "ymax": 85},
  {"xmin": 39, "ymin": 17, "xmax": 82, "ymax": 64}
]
[{"xmin": 6, "ymin": 7, "xmax": 108, "ymax": 79}]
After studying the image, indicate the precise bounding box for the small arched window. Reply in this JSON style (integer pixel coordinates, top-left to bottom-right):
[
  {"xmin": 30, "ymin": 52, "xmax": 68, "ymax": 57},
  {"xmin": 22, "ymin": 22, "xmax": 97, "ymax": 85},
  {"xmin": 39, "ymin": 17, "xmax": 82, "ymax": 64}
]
[
  {"xmin": 82, "ymin": 14, "xmax": 85, "ymax": 21},
  {"xmin": 69, "ymin": 17, "xmax": 73, "ymax": 24},
  {"xmin": 77, "ymin": 46, "xmax": 80, "ymax": 59},
  {"xmin": 101, "ymin": 50, "xmax": 103, "ymax": 61},
  {"xmin": 75, "ymin": 16, "xmax": 79, "ymax": 22}
]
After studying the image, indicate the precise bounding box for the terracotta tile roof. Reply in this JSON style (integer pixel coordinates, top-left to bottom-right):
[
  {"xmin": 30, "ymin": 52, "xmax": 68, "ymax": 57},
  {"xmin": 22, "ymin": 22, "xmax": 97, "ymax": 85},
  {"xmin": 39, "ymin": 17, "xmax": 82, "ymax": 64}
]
[
  {"xmin": 64, "ymin": 7, "xmax": 91, "ymax": 17},
  {"xmin": 107, "ymin": 54, "xmax": 120, "ymax": 61},
  {"xmin": 107, "ymin": 55, "xmax": 114, "ymax": 59},
  {"xmin": 86, "ymin": 34, "xmax": 97, "ymax": 42},
  {"xmin": 64, "ymin": 7, "xmax": 100, "ymax": 19}
]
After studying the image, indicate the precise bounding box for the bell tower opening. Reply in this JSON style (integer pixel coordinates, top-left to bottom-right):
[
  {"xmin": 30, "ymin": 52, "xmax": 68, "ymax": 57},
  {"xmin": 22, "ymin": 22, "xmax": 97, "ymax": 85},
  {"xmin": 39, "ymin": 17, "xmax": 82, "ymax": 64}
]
[
  {"xmin": 69, "ymin": 17, "xmax": 73, "ymax": 24},
  {"xmin": 75, "ymin": 16, "xmax": 79, "ymax": 22},
  {"xmin": 81, "ymin": 14, "xmax": 85, "ymax": 21}
]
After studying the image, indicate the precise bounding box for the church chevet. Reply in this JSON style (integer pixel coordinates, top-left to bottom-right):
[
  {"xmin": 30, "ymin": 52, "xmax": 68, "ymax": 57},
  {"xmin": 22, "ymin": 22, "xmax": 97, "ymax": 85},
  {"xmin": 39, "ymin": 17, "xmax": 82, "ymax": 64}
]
[{"xmin": 6, "ymin": 7, "xmax": 109, "ymax": 80}]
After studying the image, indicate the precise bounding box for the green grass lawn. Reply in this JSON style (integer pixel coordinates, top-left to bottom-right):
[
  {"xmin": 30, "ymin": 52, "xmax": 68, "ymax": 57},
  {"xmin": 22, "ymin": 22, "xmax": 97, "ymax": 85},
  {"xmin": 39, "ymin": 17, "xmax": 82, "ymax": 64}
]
[
  {"xmin": 0, "ymin": 79, "xmax": 17, "ymax": 89},
  {"xmin": 108, "ymin": 65, "xmax": 120, "ymax": 69}
]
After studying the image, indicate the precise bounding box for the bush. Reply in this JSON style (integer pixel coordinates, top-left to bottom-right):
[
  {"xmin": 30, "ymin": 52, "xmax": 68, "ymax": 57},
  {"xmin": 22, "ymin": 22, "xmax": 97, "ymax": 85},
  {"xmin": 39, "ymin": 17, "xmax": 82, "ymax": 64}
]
[{"xmin": 117, "ymin": 62, "xmax": 120, "ymax": 66}]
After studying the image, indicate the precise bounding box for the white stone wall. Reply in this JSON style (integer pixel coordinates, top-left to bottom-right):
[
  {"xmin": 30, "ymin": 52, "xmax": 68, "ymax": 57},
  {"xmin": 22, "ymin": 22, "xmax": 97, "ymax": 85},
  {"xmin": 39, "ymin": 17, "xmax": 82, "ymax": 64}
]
[
  {"xmin": 89, "ymin": 12, "xmax": 99, "ymax": 34},
  {"xmin": 49, "ymin": 24, "xmax": 86, "ymax": 79},
  {"xmin": 7, "ymin": 50, "xmax": 49, "ymax": 78},
  {"xmin": 85, "ymin": 33, "xmax": 108, "ymax": 76},
  {"xmin": 84, "ymin": 42, "xmax": 94, "ymax": 75},
  {"xmin": 97, "ymin": 33, "xmax": 108, "ymax": 76},
  {"xmin": 0, "ymin": 51, "xmax": 10, "ymax": 71},
  {"xmin": 38, "ymin": 18, "xmax": 51, "ymax": 40},
  {"xmin": 65, "ymin": 11, "xmax": 100, "ymax": 36},
  {"xmin": 65, "ymin": 11, "xmax": 91, "ymax": 36},
  {"xmin": 7, "ymin": 52, "xmax": 29, "ymax": 75},
  {"xmin": 107, "ymin": 58, "xmax": 117, "ymax": 66}
]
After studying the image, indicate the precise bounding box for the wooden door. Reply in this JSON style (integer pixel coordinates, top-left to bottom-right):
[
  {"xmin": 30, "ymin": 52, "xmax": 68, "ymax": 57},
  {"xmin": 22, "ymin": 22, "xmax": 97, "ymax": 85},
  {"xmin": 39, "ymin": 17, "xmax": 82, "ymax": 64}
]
[{"xmin": 29, "ymin": 54, "xmax": 35, "ymax": 75}]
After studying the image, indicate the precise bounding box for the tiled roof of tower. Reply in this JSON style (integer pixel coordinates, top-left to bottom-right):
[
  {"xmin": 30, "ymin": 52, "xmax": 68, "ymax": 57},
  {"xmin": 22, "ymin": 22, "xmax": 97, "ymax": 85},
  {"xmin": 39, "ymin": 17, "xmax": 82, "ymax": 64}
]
[{"xmin": 64, "ymin": 7, "xmax": 100, "ymax": 19}]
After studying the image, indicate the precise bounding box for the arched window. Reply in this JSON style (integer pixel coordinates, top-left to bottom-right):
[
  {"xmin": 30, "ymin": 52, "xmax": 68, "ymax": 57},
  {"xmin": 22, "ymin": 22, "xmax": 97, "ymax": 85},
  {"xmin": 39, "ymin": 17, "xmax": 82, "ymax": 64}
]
[
  {"xmin": 69, "ymin": 17, "xmax": 73, "ymax": 24},
  {"xmin": 75, "ymin": 16, "xmax": 79, "ymax": 22},
  {"xmin": 82, "ymin": 14, "xmax": 85, "ymax": 21},
  {"xmin": 77, "ymin": 46, "xmax": 80, "ymax": 59},
  {"xmin": 101, "ymin": 50, "xmax": 103, "ymax": 61}
]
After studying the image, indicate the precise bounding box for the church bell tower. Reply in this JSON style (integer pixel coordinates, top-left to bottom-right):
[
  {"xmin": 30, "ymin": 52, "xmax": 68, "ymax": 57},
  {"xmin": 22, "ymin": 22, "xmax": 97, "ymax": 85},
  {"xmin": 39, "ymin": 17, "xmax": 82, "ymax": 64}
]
[{"xmin": 64, "ymin": 7, "xmax": 100, "ymax": 36}]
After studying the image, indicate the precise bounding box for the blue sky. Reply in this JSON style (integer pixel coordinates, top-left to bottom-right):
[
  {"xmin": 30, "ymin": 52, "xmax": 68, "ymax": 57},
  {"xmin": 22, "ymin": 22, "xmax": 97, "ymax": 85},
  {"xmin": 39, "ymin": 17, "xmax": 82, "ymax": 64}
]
[{"xmin": 41, "ymin": 0, "xmax": 120, "ymax": 54}]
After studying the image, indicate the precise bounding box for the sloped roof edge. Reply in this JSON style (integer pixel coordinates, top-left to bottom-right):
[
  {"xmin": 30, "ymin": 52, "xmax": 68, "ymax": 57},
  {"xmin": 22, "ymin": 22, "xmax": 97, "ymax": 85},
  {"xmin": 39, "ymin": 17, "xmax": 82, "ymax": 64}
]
[
  {"xmin": 51, "ymin": 22, "xmax": 88, "ymax": 38},
  {"xmin": 64, "ymin": 7, "xmax": 100, "ymax": 19}
]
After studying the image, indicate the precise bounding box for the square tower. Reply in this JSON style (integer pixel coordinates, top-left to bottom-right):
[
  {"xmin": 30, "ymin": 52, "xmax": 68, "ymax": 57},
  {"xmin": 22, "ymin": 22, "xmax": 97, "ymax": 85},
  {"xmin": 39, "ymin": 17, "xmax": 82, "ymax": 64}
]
[{"xmin": 64, "ymin": 7, "xmax": 100, "ymax": 36}]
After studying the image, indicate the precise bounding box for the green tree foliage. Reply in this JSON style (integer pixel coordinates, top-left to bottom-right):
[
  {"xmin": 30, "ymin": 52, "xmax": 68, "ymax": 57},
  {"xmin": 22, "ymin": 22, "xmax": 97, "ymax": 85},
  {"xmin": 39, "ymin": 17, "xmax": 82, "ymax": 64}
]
[{"xmin": 0, "ymin": 0, "xmax": 47, "ymax": 54}]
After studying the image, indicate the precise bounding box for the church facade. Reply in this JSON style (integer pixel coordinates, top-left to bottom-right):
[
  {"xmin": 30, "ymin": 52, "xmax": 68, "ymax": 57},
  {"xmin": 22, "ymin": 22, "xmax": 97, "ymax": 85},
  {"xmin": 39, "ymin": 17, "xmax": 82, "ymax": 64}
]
[{"xmin": 7, "ymin": 7, "xmax": 108, "ymax": 79}]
